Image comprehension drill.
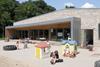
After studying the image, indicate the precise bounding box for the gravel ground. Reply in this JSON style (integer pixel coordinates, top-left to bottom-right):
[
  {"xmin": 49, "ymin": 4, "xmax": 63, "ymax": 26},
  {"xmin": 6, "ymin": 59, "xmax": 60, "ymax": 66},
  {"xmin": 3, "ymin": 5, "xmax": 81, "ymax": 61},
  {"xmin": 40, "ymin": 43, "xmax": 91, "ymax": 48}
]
[{"xmin": 0, "ymin": 40, "xmax": 100, "ymax": 67}]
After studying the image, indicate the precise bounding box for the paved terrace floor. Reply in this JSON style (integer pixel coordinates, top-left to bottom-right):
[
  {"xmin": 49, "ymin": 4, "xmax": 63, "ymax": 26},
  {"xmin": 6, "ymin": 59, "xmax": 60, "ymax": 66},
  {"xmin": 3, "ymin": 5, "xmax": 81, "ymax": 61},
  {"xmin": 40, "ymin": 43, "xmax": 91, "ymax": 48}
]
[{"xmin": 0, "ymin": 40, "xmax": 100, "ymax": 67}]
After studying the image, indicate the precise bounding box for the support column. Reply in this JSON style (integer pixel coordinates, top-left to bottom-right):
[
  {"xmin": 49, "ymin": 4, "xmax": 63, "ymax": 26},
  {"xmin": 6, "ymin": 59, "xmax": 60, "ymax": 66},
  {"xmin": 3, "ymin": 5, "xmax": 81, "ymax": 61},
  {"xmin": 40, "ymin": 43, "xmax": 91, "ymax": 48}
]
[
  {"xmin": 21, "ymin": 31, "xmax": 23, "ymax": 39},
  {"xmin": 49, "ymin": 29, "xmax": 51, "ymax": 40},
  {"xmin": 81, "ymin": 29, "xmax": 86, "ymax": 47},
  {"xmin": 33, "ymin": 30, "xmax": 34, "ymax": 40},
  {"xmin": 23, "ymin": 31, "xmax": 24, "ymax": 38},
  {"xmin": 43, "ymin": 30, "xmax": 44, "ymax": 38},
  {"xmin": 20, "ymin": 31, "xmax": 22, "ymax": 39},
  {"xmin": 28, "ymin": 30, "xmax": 30, "ymax": 38},
  {"xmin": 63, "ymin": 28, "xmax": 64, "ymax": 39},
  {"xmin": 56, "ymin": 29, "xmax": 57, "ymax": 40},
  {"xmin": 71, "ymin": 21, "xmax": 74, "ymax": 40},
  {"xmin": 38, "ymin": 30, "xmax": 39, "ymax": 38}
]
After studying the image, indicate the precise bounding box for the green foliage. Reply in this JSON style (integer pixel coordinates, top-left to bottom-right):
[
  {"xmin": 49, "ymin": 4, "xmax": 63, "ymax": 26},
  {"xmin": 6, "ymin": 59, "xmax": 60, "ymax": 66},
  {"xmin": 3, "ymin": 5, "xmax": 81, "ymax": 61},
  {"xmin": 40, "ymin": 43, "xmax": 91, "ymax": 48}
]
[
  {"xmin": 14, "ymin": 0, "xmax": 56, "ymax": 21},
  {"xmin": 0, "ymin": 0, "xmax": 56, "ymax": 37},
  {"xmin": 65, "ymin": 5, "xmax": 75, "ymax": 8}
]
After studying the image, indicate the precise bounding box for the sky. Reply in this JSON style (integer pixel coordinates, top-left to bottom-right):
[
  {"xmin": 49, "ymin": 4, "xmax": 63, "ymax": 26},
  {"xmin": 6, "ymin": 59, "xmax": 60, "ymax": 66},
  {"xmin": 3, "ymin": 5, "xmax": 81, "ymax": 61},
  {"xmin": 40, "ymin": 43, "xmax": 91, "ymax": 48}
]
[{"xmin": 16, "ymin": 0, "xmax": 100, "ymax": 10}]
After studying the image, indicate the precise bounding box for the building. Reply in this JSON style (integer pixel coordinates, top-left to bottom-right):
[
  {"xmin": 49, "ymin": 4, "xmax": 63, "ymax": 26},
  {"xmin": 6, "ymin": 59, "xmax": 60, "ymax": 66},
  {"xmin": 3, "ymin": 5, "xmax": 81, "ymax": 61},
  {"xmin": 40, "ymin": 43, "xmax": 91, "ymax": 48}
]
[{"xmin": 5, "ymin": 8, "xmax": 100, "ymax": 47}]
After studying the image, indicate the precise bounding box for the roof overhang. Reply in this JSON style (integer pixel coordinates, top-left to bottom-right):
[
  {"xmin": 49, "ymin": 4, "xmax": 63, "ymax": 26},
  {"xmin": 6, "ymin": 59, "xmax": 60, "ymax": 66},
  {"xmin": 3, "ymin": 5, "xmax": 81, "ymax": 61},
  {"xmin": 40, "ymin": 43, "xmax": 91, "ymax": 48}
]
[{"xmin": 6, "ymin": 16, "xmax": 77, "ymax": 29}]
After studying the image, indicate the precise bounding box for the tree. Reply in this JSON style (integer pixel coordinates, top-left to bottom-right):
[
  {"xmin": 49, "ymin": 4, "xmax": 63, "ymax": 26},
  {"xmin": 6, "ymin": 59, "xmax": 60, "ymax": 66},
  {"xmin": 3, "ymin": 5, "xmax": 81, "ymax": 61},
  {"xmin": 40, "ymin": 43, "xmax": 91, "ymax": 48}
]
[
  {"xmin": 65, "ymin": 5, "xmax": 75, "ymax": 8},
  {"xmin": 0, "ymin": 0, "xmax": 18, "ymax": 37},
  {"xmin": 14, "ymin": 0, "xmax": 56, "ymax": 21},
  {"xmin": 65, "ymin": 2, "xmax": 75, "ymax": 8},
  {"xmin": 0, "ymin": 0, "xmax": 56, "ymax": 37}
]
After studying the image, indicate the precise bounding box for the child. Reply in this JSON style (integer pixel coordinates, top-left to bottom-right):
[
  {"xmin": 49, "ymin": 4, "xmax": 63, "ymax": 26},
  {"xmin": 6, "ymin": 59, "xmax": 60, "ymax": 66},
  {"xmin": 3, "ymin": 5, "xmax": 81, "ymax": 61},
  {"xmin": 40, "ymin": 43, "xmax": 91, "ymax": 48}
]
[
  {"xmin": 16, "ymin": 41, "xmax": 19, "ymax": 50},
  {"xmin": 50, "ymin": 52, "xmax": 56, "ymax": 64},
  {"xmin": 54, "ymin": 50, "xmax": 59, "ymax": 60},
  {"xmin": 63, "ymin": 46, "xmax": 70, "ymax": 57},
  {"xmin": 24, "ymin": 41, "xmax": 28, "ymax": 49}
]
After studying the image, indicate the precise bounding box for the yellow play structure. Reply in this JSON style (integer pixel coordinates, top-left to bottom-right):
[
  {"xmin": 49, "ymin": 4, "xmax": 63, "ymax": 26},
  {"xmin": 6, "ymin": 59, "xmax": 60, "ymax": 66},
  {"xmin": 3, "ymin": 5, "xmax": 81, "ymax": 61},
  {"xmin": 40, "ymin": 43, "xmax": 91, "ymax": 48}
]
[{"xmin": 35, "ymin": 41, "xmax": 50, "ymax": 59}]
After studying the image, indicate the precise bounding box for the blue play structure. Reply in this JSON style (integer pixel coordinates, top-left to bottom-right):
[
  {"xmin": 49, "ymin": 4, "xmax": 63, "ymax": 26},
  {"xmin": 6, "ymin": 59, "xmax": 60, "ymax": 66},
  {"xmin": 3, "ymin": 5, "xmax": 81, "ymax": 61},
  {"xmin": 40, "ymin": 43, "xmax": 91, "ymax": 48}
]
[
  {"xmin": 61, "ymin": 39, "xmax": 78, "ymax": 45},
  {"xmin": 61, "ymin": 39, "xmax": 78, "ymax": 57}
]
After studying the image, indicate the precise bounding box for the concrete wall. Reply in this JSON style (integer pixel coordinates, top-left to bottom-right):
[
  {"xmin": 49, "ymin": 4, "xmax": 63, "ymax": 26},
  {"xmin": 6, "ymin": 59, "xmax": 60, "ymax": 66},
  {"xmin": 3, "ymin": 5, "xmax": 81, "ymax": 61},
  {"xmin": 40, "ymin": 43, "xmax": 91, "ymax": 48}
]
[
  {"xmin": 13, "ymin": 8, "xmax": 100, "ymax": 46},
  {"xmin": 63, "ymin": 9, "xmax": 100, "ymax": 46},
  {"xmin": 71, "ymin": 18, "xmax": 81, "ymax": 44}
]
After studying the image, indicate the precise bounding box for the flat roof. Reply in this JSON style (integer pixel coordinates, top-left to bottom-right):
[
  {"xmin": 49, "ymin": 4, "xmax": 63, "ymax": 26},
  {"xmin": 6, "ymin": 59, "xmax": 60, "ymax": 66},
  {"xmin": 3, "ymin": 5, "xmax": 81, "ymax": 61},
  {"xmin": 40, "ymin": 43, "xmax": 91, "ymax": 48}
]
[{"xmin": 6, "ymin": 16, "xmax": 77, "ymax": 29}]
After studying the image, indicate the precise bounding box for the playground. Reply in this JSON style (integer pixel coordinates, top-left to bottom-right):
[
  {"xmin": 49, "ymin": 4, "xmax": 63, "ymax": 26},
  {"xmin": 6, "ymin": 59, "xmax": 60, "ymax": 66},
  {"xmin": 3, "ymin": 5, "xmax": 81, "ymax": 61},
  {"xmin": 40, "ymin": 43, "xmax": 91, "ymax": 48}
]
[{"xmin": 0, "ymin": 40, "xmax": 100, "ymax": 67}]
